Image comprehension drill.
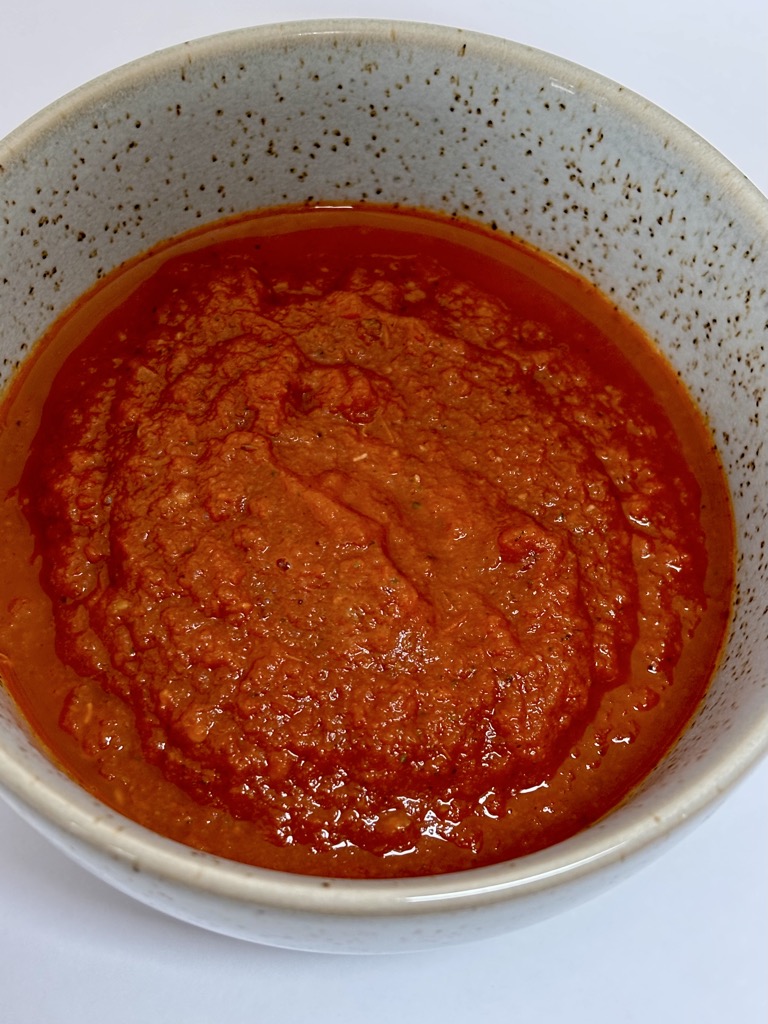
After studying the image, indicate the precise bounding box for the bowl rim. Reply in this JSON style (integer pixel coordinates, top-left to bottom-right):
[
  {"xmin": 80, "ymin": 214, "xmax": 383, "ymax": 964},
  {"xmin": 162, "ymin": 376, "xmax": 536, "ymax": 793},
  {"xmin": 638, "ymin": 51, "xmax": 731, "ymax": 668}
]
[{"xmin": 1, "ymin": 16, "xmax": 767, "ymax": 919}]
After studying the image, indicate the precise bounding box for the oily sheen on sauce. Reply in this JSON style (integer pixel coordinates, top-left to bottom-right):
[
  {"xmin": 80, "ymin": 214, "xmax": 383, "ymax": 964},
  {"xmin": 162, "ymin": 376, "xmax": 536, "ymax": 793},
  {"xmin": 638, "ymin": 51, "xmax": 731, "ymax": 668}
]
[{"xmin": 0, "ymin": 207, "xmax": 733, "ymax": 878}]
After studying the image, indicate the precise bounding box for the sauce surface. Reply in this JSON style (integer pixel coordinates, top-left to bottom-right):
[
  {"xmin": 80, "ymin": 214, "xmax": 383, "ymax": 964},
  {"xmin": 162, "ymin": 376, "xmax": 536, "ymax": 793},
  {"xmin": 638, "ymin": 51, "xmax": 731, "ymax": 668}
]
[{"xmin": 0, "ymin": 207, "xmax": 733, "ymax": 876}]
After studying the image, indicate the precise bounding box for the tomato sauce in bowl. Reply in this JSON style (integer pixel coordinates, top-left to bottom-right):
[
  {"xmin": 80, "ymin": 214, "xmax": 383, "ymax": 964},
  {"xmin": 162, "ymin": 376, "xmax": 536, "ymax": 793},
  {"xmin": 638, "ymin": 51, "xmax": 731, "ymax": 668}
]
[{"xmin": 0, "ymin": 205, "xmax": 733, "ymax": 877}]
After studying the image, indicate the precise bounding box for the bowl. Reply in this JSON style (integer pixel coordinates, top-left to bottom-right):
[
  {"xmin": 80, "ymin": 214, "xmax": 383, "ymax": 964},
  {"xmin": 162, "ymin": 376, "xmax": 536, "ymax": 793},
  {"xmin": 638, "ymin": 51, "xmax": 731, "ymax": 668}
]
[{"xmin": 0, "ymin": 19, "xmax": 766, "ymax": 954}]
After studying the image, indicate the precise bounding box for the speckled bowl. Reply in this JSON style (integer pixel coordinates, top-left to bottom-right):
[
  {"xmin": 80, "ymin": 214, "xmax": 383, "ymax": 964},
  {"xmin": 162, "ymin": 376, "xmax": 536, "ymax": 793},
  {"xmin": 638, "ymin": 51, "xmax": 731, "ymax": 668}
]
[{"xmin": 0, "ymin": 20, "xmax": 766, "ymax": 954}]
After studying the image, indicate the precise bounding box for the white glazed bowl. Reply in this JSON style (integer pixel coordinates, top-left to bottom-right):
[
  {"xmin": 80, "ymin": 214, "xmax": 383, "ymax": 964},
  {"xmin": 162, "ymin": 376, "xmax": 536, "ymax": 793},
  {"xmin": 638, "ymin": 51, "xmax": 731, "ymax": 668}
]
[{"xmin": 1, "ymin": 20, "xmax": 767, "ymax": 954}]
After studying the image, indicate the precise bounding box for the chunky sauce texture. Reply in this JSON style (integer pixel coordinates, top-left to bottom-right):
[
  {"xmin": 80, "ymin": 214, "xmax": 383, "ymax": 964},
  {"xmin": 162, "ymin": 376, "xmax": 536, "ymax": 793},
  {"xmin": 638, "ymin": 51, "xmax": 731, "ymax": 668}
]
[{"xmin": 0, "ymin": 207, "xmax": 733, "ymax": 876}]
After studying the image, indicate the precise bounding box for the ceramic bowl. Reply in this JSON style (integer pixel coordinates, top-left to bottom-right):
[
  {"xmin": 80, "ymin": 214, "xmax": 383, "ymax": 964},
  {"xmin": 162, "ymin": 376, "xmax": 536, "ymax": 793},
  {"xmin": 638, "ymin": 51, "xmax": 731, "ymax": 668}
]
[{"xmin": 1, "ymin": 20, "xmax": 766, "ymax": 954}]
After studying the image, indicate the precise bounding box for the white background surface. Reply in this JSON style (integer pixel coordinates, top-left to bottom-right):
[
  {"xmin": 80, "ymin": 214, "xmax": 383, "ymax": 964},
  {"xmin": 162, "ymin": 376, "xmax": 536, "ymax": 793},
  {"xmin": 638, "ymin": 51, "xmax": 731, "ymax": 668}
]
[{"xmin": 1, "ymin": 1, "xmax": 766, "ymax": 1021}]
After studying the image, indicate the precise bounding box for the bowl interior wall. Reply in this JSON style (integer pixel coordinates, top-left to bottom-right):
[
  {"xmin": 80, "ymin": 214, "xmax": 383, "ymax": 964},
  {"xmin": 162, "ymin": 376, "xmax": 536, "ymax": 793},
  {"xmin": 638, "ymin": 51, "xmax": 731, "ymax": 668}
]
[{"xmin": 1, "ymin": 21, "xmax": 766, "ymax": 844}]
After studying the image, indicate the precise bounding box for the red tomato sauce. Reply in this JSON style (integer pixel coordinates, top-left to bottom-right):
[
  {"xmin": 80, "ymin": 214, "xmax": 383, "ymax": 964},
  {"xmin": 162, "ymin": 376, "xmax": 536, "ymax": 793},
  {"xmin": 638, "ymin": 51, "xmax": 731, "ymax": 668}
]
[{"xmin": 0, "ymin": 206, "xmax": 733, "ymax": 877}]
